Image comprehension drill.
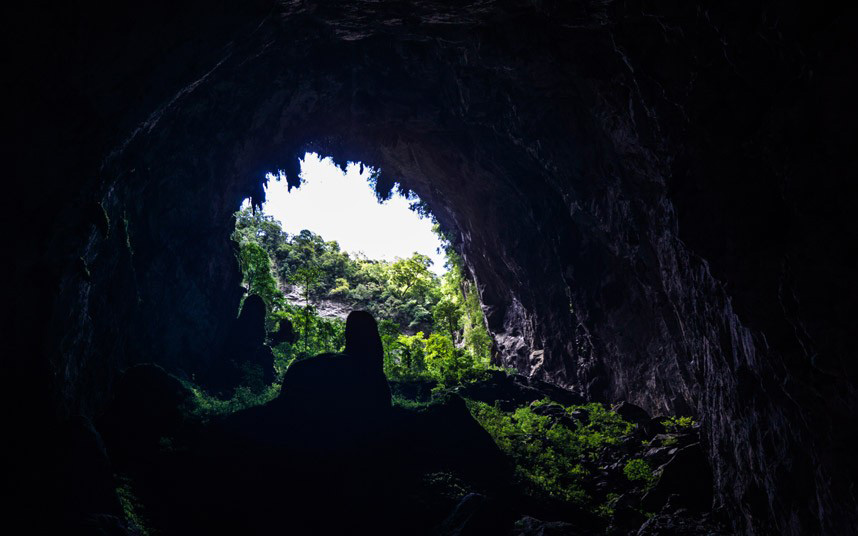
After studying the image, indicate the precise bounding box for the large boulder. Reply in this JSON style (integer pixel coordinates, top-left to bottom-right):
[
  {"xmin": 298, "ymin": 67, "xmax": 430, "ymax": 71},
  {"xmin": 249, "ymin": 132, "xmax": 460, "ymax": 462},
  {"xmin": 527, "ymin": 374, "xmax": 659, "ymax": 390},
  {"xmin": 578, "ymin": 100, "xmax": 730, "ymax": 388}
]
[
  {"xmin": 269, "ymin": 317, "xmax": 296, "ymax": 346},
  {"xmin": 98, "ymin": 363, "xmax": 192, "ymax": 461},
  {"xmin": 642, "ymin": 443, "xmax": 714, "ymax": 512},
  {"xmin": 275, "ymin": 311, "xmax": 391, "ymax": 451},
  {"xmin": 612, "ymin": 401, "xmax": 651, "ymax": 425},
  {"xmin": 205, "ymin": 294, "xmax": 276, "ymax": 394},
  {"xmin": 391, "ymin": 394, "xmax": 512, "ymax": 494},
  {"xmin": 56, "ymin": 416, "xmax": 126, "ymax": 531},
  {"xmin": 456, "ymin": 371, "xmax": 582, "ymax": 411},
  {"xmin": 437, "ymin": 493, "xmax": 512, "ymax": 536}
]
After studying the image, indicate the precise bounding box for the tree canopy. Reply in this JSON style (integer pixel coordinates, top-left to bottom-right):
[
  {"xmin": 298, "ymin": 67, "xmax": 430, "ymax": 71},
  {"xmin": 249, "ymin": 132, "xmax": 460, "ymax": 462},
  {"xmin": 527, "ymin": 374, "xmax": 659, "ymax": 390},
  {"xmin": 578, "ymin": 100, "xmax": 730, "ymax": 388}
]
[{"xmin": 231, "ymin": 204, "xmax": 497, "ymax": 385}]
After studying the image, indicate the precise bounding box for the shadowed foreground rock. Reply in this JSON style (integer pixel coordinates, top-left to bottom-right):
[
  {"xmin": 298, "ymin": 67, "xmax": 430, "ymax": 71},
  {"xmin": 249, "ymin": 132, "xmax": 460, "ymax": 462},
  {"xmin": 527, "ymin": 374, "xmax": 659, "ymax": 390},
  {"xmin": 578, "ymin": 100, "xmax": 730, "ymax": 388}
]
[
  {"xmin": 95, "ymin": 312, "xmax": 509, "ymax": 534},
  {"xmin": 206, "ymin": 295, "xmax": 276, "ymax": 394}
]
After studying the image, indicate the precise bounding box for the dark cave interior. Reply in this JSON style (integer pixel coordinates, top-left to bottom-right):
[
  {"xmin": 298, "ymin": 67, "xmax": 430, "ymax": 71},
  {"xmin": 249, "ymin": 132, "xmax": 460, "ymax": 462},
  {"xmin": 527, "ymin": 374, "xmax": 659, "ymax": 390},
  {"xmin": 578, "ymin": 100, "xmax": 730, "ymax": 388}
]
[{"xmin": 5, "ymin": 1, "xmax": 858, "ymax": 535}]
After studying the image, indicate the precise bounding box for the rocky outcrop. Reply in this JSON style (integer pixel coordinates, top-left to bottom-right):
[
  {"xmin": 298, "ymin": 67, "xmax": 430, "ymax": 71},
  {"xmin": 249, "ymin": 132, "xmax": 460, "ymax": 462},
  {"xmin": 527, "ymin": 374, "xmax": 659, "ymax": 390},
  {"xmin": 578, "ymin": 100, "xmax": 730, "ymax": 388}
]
[
  {"xmin": 7, "ymin": 1, "xmax": 857, "ymax": 534},
  {"xmin": 207, "ymin": 295, "xmax": 276, "ymax": 394}
]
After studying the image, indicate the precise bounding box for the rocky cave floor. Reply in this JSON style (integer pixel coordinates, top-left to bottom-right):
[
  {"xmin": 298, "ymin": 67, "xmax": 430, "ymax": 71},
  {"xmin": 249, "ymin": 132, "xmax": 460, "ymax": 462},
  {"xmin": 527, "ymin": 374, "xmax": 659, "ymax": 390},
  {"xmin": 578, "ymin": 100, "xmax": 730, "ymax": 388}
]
[{"xmin": 64, "ymin": 365, "xmax": 729, "ymax": 535}]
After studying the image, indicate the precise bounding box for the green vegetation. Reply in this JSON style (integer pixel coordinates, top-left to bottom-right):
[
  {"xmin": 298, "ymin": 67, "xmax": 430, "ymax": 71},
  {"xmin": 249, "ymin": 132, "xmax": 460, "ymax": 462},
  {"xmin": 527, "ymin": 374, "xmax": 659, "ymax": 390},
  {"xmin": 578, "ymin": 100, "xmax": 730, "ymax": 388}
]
[
  {"xmin": 660, "ymin": 415, "xmax": 696, "ymax": 432},
  {"xmin": 184, "ymin": 380, "xmax": 281, "ymax": 419},
  {"xmin": 595, "ymin": 492, "xmax": 620, "ymax": 518},
  {"xmin": 623, "ymin": 458, "xmax": 656, "ymax": 487},
  {"xmin": 231, "ymin": 204, "xmax": 496, "ymax": 388},
  {"xmin": 116, "ymin": 476, "xmax": 150, "ymax": 535},
  {"xmin": 467, "ymin": 399, "xmax": 634, "ymax": 504},
  {"xmin": 660, "ymin": 435, "xmax": 679, "ymax": 447}
]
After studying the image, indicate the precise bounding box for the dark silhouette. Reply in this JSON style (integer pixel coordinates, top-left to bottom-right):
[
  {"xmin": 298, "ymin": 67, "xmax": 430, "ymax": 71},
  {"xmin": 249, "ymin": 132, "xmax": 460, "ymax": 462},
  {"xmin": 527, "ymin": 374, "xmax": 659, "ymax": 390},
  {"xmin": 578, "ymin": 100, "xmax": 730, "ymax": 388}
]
[
  {"xmin": 277, "ymin": 310, "xmax": 392, "ymax": 451},
  {"xmin": 206, "ymin": 295, "xmax": 276, "ymax": 394},
  {"xmin": 268, "ymin": 316, "xmax": 296, "ymax": 346},
  {"xmin": 92, "ymin": 311, "xmax": 511, "ymax": 535}
]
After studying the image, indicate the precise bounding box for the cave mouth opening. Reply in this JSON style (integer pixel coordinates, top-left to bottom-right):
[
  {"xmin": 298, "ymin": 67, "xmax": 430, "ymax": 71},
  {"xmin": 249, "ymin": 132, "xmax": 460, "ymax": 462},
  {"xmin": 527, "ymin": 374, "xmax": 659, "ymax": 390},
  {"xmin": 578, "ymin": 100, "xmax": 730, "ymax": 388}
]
[{"xmin": 224, "ymin": 151, "xmax": 496, "ymax": 410}]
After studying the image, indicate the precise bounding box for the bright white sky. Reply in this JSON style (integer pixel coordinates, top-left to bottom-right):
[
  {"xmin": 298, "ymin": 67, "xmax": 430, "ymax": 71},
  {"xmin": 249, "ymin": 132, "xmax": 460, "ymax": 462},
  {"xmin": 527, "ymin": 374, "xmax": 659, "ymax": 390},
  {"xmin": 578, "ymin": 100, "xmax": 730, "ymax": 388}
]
[{"xmin": 254, "ymin": 153, "xmax": 447, "ymax": 275}]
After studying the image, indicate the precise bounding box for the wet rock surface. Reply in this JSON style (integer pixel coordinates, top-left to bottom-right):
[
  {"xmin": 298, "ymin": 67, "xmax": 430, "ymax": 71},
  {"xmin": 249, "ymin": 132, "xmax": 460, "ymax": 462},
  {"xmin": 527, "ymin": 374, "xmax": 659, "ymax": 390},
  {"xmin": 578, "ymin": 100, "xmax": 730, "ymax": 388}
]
[{"xmin": 7, "ymin": 1, "xmax": 858, "ymax": 534}]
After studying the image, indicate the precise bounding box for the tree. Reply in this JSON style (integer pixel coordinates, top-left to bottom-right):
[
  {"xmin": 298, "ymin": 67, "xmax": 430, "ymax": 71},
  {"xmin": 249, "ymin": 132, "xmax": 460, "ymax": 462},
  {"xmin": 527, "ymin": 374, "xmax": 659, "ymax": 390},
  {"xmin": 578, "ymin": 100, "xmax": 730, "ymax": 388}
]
[
  {"xmin": 231, "ymin": 200, "xmax": 498, "ymax": 387},
  {"xmin": 388, "ymin": 253, "xmax": 435, "ymax": 300},
  {"xmin": 234, "ymin": 206, "xmax": 287, "ymax": 253},
  {"xmin": 433, "ymin": 297, "xmax": 463, "ymax": 340},
  {"xmin": 294, "ymin": 264, "xmax": 321, "ymax": 354},
  {"xmin": 236, "ymin": 240, "xmax": 283, "ymax": 313},
  {"xmin": 462, "ymin": 282, "xmax": 492, "ymax": 363},
  {"xmin": 425, "ymin": 333, "xmax": 467, "ymax": 385}
]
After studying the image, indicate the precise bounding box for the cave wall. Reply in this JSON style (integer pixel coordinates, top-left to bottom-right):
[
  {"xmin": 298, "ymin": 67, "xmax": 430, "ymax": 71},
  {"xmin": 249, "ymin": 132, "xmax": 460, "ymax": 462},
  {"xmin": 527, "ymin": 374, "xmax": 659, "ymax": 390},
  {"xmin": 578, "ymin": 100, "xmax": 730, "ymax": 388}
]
[{"xmin": 7, "ymin": 1, "xmax": 857, "ymax": 534}]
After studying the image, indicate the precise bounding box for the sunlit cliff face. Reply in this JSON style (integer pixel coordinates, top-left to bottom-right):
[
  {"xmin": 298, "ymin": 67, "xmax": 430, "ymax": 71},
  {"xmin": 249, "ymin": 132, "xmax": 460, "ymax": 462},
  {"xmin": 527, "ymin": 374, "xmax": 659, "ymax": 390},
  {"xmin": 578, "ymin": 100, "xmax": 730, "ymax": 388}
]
[{"xmin": 8, "ymin": 1, "xmax": 858, "ymax": 534}]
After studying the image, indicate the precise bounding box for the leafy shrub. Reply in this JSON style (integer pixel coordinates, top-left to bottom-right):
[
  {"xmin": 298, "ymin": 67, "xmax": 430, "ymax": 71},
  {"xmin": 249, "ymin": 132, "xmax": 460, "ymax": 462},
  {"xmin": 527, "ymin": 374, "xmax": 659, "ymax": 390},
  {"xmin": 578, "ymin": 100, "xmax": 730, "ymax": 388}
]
[
  {"xmin": 468, "ymin": 399, "xmax": 635, "ymax": 504},
  {"xmin": 183, "ymin": 381, "xmax": 280, "ymax": 419},
  {"xmin": 623, "ymin": 458, "xmax": 656, "ymax": 486},
  {"xmin": 595, "ymin": 492, "xmax": 620, "ymax": 518},
  {"xmin": 391, "ymin": 394, "xmax": 442, "ymax": 410},
  {"xmin": 116, "ymin": 476, "xmax": 150, "ymax": 535},
  {"xmin": 660, "ymin": 436, "xmax": 678, "ymax": 447},
  {"xmin": 660, "ymin": 416, "xmax": 696, "ymax": 432}
]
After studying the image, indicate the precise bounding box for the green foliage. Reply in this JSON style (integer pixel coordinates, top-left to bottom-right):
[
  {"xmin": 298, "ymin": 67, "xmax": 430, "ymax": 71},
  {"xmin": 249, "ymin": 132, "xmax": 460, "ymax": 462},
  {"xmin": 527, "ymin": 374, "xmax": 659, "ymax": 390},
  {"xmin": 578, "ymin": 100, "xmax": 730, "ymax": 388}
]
[
  {"xmin": 269, "ymin": 304, "xmax": 346, "ymax": 374},
  {"xmin": 660, "ymin": 415, "xmax": 696, "ymax": 432},
  {"xmin": 183, "ymin": 380, "xmax": 280, "ymax": 419},
  {"xmin": 623, "ymin": 458, "xmax": 656, "ymax": 485},
  {"xmin": 468, "ymin": 399, "xmax": 635, "ymax": 504},
  {"xmin": 235, "ymin": 234, "xmax": 284, "ymax": 313},
  {"xmin": 660, "ymin": 435, "xmax": 679, "ymax": 447},
  {"xmin": 232, "ymin": 203, "xmax": 498, "ymax": 389},
  {"xmin": 572, "ymin": 402, "xmax": 635, "ymax": 452},
  {"xmin": 385, "ymin": 332, "xmax": 430, "ymax": 380},
  {"xmin": 462, "ymin": 280, "xmax": 492, "ymax": 362},
  {"xmin": 595, "ymin": 492, "xmax": 620, "ymax": 518},
  {"xmin": 467, "ymin": 399, "xmax": 636, "ymax": 504},
  {"xmin": 436, "ymin": 250, "xmax": 492, "ymax": 363},
  {"xmin": 389, "ymin": 253, "xmax": 435, "ymax": 300},
  {"xmin": 432, "ymin": 296, "xmax": 463, "ymax": 339},
  {"xmin": 116, "ymin": 476, "xmax": 150, "ymax": 535},
  {"xmin": 467, "ymin": 400, "xmax": 588, "ymax": 503},
  {"xmin": 391, "ymin": 394, "xmax": 443, "ymax": 410},
  {"xmin": 424, "ymin": 333, "xmax": 491, "ymax": 386}
]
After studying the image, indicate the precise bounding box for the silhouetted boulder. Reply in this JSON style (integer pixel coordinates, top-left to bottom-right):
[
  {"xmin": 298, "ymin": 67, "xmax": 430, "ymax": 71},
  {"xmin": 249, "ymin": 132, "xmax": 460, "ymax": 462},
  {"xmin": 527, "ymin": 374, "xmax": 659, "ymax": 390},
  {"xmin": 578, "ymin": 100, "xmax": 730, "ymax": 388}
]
[
  {"xmin": 212, "ymin": 311, "xmax": 391, "ymax": 446},
  {"xmin": 56, "ymin": 416, "xmax": 125, "ymax": 530},
  {"xmin": 389, "ymin": 378, "xmax": 438, "ymax": 402},
  {"xmin": 392, "ymin": 394, "xmax": 512, "ymax": 494},
  {"xmin": 206, "ymin": 295, "xmax": 275, "ymax": 394},
  {"xmin": 530, "ymin": 400, "xmax": 577, "ymax": 429},
  {"xmin": 641, "ymin": 416, "xmax": 667, "ymax": 439},
  {"xmin": 456, "ymin": 371, "xmax": 582, "ymax": 411},
  {"xmin": 612, "ymin": 401, "xmax": 650, "ymax": 425},
  {"xmin": 269, "ymin": 317, "xmax": 296, "ymax": 346},
  {"xmin": 280, "ymin": 311, "xmax": 389, "ymax": 405},
  {"xmin": 99, "ymin": 364, "xmax": 192, "ymax": 460},
  {"xmin": 437, "ymin": 493, "xmax": 511, "ymax": 536},
  {"xmin": 609, "ymin": 493, "xmax": 649, "ymax": 532},
  {"xmin": 642, "ymin": 443, "xmax": 713, "ymax": 512}
]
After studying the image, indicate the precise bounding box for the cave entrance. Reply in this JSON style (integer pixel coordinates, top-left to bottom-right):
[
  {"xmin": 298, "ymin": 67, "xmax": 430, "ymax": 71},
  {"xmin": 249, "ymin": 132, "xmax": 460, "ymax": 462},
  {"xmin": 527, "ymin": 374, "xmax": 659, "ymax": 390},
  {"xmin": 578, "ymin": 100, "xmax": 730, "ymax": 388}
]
[{"xmin": 230, "ymin": 152, "xmax": 495, "ymax": 405}]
